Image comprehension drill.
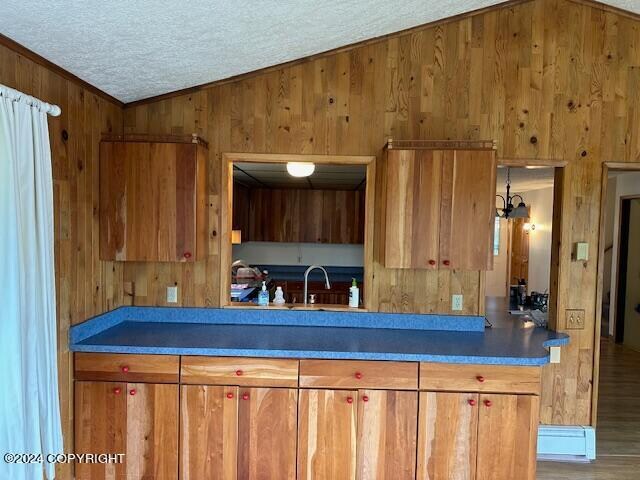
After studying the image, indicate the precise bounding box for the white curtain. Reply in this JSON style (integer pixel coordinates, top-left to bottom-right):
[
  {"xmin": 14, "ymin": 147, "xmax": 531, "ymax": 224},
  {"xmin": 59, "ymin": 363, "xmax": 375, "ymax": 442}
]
[{"xmin": 0, "ymin": 84, "xmax": 62, "ymax": 480}]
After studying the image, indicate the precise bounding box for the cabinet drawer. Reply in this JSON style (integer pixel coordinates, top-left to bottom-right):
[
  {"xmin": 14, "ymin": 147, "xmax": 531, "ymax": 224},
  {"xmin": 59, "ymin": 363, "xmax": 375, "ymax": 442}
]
[
  {"xmin": 181, "ymin": 357, "xmax": 299, "ymax": 387},
  {"xmin": 74, "ymin": 353, "xmax": 179, "ymax": 383},
  {"xmin": 299, "ymin": 360, "xmax": 418, "ymax": 390},
  {"xmin": 419, "ymin": 363, "xmax": 541, "ymax": 395}
]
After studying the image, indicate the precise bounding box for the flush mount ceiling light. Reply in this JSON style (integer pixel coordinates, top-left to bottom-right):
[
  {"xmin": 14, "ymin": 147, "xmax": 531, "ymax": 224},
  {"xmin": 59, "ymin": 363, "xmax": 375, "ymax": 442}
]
[
  {"xmin": 496, "ymin": 167, "xmax": 529, "ymax": 219},
  {"xmin": 286, "ymin": 162, "xmax": 315, "ymax": 177}
]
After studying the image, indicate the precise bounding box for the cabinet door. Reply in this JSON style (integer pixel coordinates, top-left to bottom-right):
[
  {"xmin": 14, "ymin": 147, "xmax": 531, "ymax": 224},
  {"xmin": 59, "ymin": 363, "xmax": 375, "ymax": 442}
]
[
  {"xmin": 356, "ymin": 390, "xmax": 418, "ymax": 480},
  {"xmin": 75, "ymin": 381, "xmax": 127, "ymax": 480},
  {"xmin": 100, "ymin": 141, "xmax": 205, "ymax": 262},
  {"xmin": 439, "ymin": 149, "xmax": 496, "ymax": 270},
  {"xmin": 297, "ymin": 389, "xmax": 357, "ymax": 480},
  {"xmin": 476, "ymin": 394, "xmax": 539, "ymax": 480},
  {"xmin": 75, "ymin": 381, "xmax": 179, "ymax": 480},
  {"xmin": 238, "ymin": 388, "xmax": 298, "ymax": 480},
  {"xmin": 180, "ymin": 385, "xmax": 238, "ymax": 480},
  {"xmin": 416, "ymin": 391, "xmax": 478, "ymax": 480},
  {"xmin": 384, "ymin": 149, "xmax": 442, "ymax": 269},
  {"xmin": 126, "ymin": 382, "xmax": 179, "ymax": 479}
]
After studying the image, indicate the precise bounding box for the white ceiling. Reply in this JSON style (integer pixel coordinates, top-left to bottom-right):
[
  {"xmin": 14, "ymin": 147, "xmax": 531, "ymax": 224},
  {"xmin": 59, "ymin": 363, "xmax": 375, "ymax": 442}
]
[
  {"xmin": 234, "ymin": 162, "xmax": 366, "ymax": 190},
  {"xmin": 497, "ymin": 166, "xmax": 556, "ymax": 193},
  {"xmin": 2, "ymin": 1, "xmax": 637, "ymax": 103}
]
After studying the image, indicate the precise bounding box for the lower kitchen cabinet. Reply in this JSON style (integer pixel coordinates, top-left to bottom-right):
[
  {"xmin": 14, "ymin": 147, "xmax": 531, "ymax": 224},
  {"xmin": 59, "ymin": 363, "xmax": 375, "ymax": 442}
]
[
  {"xmin": 74, "ymin": 380, "xmax": 179, "ymax": 480},
  {"xmin": 417, "ymin": 391, "xmax": 479, "ymax": 480},
  {"xmin": 237, "ymin": 387, "xmax": 298, "ymax": 479},
  {"xmin": 298, "ymin": 389, "xmax": 418, "ymax": 480},
  {"xmin": 356, "ymin": 390, "xmax": 418, "ymax": 479},
  {"xmin": 417, "ymin": 391, "xmax": 539, "ymax": 480},
  {"xmin": 181, "ymin": 385, "xmax": 298, "ymax": 480},
  {"xmin": 298, "ymin": 389, "xmax": 358, "ymax": 480},
  {"xmin": 476, "ymin": 394, "xmax": 539, "ymax": 480}
]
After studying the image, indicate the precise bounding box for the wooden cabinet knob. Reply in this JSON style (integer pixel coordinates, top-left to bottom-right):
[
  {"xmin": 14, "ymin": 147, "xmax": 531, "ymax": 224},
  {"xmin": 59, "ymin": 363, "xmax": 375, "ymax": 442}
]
[
  {"xmin": 476, "ymin": 375, "xmax": 485, "ymax": 383},
  {"xmin": 226, "ymin": 392, "xmax": 234, "ymax": 399},
  {"xmin": 113, "ymin": 387, "xmax": 121, "ymax": 395},
  {"xmin": 121, "ymin": 366, "xmax": 129, "ymax": 373},
  {"xmin": 484, "ymin": 399, "xmax": 492, "ymax": 407},
  {"xmin": 129, "ymin": 389, "xmax": 137, "ymax": 396},
  {"xmin": 242, "ymin": 393, "xmax": 250, "ymax": 401},
  {"xmin": 443, "ymin": 260, "xmax": 451, "ymax": 266},
  {"xmin": 346, "ymin": 397, "xmax": 354, "ymax": 404},
  {"xmin": 428, "ymin": 259, "xmax": 436, "ymax": 266},
  {"xmin": 362, "ymin": 395, "xmax": 369, "ymax": 403},
  {"xmin": 183, "ymin": 251, "xmax": 192, "ymax": 259},
  {"xmin": 468, "ymin": 399, "xmax": 476, "ymax": 406},
  {"xmin": 354, "ymin": 372, "xmax": 363, "ymax": 380},
  {"xmin": 235, "ymin": 369, "xmax": 243, "ymax": 376}
]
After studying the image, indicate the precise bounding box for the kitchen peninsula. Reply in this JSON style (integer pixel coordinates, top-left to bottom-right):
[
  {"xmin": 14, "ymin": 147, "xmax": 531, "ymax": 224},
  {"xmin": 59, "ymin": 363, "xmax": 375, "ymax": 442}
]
[{"xmin": 70, "ymin": 306, "xmax": 568, "ymax": 480}]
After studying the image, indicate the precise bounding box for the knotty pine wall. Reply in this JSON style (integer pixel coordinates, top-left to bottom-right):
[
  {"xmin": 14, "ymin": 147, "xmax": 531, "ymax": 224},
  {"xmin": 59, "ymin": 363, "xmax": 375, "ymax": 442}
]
[
  {"xmin": 123, "ymin": 0, "xmax": 640, "ymax": 427},
  {"xmin": 0, "ymin": 43, "xmax": 123, "ymax": 478},
  {"xmin": 1, "ymin": 1, "xmax": 639, "ymax": 463}
]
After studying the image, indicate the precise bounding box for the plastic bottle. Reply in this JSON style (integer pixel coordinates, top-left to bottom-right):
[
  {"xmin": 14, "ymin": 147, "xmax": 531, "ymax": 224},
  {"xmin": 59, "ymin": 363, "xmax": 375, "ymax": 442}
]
[
  {"xmin": 349, "ymin": 278, "xmax": 359, "ymax": 308},
  {"xmin": 258, "ymin": 281, "xmax": 269, "ymax": 306},
  {"xmin": 273, "ymin": 286, "xmax": 286, "ymax": 305}
]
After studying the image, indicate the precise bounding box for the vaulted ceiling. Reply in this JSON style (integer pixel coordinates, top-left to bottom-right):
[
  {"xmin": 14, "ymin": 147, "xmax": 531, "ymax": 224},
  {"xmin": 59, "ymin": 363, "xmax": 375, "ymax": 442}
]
[{"xmin": 1, "ymin": 0, "xmax": 638, "ymax": 103}]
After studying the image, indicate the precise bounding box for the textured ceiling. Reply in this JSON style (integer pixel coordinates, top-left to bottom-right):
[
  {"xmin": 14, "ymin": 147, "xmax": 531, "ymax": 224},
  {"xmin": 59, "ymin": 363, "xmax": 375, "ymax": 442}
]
[{"xmin": 1, "ymin": 1, "xmax": 637, "ymax": 103}]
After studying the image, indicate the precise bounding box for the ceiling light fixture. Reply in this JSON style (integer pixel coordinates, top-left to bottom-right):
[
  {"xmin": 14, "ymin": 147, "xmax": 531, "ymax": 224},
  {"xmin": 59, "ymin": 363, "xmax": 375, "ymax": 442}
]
[
  {"xmin": 496, "ymin": 168, "xmax": 529, "ymax": 219},
  {"xmin": 286, "ymin": 162, "xmax": 315, "ymax": 177}
]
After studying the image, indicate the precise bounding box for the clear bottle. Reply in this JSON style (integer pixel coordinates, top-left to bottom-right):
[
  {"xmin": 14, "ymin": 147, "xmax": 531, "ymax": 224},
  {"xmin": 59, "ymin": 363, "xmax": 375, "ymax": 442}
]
[
  {"xmin": 349, "ymin": 278, "xmax": 359, "ymax": 308},
  {"xmin": 273, "ymin": 286, "xmax": 286, "ymax": 305}
]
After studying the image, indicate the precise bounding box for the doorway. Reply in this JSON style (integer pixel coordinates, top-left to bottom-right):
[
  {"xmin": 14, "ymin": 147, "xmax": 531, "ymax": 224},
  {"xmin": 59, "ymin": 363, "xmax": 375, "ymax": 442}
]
[{"xmin": 485, "ymin": 165, "xmax": 558, "ymax": 329}]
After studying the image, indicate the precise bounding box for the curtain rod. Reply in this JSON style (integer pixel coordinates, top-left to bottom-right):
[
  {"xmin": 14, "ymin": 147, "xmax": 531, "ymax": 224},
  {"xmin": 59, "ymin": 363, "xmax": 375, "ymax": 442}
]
[{"xmin": 0, "ymin": 83, "xmax": 61, "ymax": 117}]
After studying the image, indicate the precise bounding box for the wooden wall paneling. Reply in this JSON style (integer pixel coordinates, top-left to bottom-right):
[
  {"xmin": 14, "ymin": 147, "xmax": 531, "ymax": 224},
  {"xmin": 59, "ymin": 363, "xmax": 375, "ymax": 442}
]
[
  {"xmin": 1, "ymin": 42, "xmax": 125, "ymax": 480},
  {"xmin": 119, "ymin": 0, "xmax": 640, "ymax": 426}
]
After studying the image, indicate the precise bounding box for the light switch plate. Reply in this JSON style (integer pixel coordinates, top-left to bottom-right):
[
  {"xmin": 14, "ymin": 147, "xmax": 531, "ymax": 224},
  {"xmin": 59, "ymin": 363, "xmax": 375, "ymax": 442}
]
[
  {"xmin": 452, "ymin": 294, "xmax": 463, "ymax": 311},
  {"xmin": 167, "ymin": 285, "xmax": 178, "ymax": 303},
  {"xmin": 574, "ymin": 242, "xmax": 589, "ymax": 261},
  {"xmin": 565, "ymin": 309, "xmax": 585, "ymax": 330}
]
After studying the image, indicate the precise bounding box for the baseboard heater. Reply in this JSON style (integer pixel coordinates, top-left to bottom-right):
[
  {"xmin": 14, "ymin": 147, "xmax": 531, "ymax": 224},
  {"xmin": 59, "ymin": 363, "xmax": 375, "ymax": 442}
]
[{"xmin": 537, "ymin": 425, "xmax": 596, "ymax": 462}]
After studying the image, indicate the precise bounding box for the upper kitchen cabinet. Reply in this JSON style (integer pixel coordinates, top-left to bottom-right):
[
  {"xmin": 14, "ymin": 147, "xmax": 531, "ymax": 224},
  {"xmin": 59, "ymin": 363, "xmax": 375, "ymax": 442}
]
[
  {"xmin": 383, "ymin": 140, "xmax": 497, "ymax": 271},
  {"xmin": 99, "ymin": 134, "xmax": 208, "ymax": 262}
]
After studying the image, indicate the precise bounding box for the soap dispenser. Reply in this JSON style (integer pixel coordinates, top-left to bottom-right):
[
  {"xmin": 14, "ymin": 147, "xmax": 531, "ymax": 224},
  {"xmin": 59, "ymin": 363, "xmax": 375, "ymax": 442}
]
[
  {"xmin": 258, "ymin": 281, "xmax": 269, "ymax": 306},
  {"xmin": 349, "ymin": 278, "xmax": 359, "ymax": 308}
]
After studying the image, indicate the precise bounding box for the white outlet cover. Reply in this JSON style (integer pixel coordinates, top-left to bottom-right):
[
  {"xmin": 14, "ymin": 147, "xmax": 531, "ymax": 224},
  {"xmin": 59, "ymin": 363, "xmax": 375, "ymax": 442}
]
[
  {"xmin": 167, "ymin": 286, "xmax": 178, "ymax": 303},
  {"xmin": 452, "ymin": 294, "xmax": 463, "ymax": 311}
]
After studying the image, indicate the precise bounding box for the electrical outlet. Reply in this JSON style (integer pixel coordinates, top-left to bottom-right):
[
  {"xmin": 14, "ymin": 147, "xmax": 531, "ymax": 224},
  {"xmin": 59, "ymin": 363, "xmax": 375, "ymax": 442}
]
[
  {"xmin": 452, "ymin": 294, "xmax": 463, "ymax": 311},
  {"xmin": 167, "ymin": 285, "xmax": 178, "ymax": 304},
  {"xmin": 565, "ymin": 309, "xmax": 585, "ymax": 330}
]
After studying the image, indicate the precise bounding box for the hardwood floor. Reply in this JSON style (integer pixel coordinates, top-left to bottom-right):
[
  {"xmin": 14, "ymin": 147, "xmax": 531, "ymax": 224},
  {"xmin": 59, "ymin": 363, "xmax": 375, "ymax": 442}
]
[{"xmin": 537, "ymin": 338, "xmax": 640, "ymax": 479}]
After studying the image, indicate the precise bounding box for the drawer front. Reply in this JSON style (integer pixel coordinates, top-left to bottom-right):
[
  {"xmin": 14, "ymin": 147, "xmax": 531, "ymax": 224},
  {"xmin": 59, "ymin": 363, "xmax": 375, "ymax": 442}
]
[
  {"xmin": 74, "ymin": 353, "xmax": 179, "ymax": 383},
  {"xmin": 181, "ymin": 357, "xmax": 299, "ymax": 387},
  {"xmin": 419, "ymin": 363, "xmax": 541, "ymax": 395},
  {"xmin": 299, "ymin": 360, "xmax": 418, "ymax": 390}
]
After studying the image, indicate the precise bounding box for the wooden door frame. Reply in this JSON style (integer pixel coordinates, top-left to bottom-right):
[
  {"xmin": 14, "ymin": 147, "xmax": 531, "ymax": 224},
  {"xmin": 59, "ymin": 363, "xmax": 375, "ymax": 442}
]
[
  {"xmin": 592, "ymin": 162, "xmax": 640, "ymax": 426},
  {"xmin": 220, "ymin": 152, "xmax": 376, "ymax": 309}
]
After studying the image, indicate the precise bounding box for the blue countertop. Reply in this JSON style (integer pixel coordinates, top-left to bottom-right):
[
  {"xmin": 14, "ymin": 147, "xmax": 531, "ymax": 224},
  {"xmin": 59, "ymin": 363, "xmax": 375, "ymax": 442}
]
[{"xmin": 69, "ymin": 306, "xmax": 569, "ymax": 366}]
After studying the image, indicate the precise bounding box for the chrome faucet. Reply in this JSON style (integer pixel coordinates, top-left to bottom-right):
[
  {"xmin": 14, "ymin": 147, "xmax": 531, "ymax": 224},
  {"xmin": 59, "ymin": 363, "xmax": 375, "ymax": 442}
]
[{"xmin": 304, "ymin": 265, "xmax": 331, "ymax": 305}]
